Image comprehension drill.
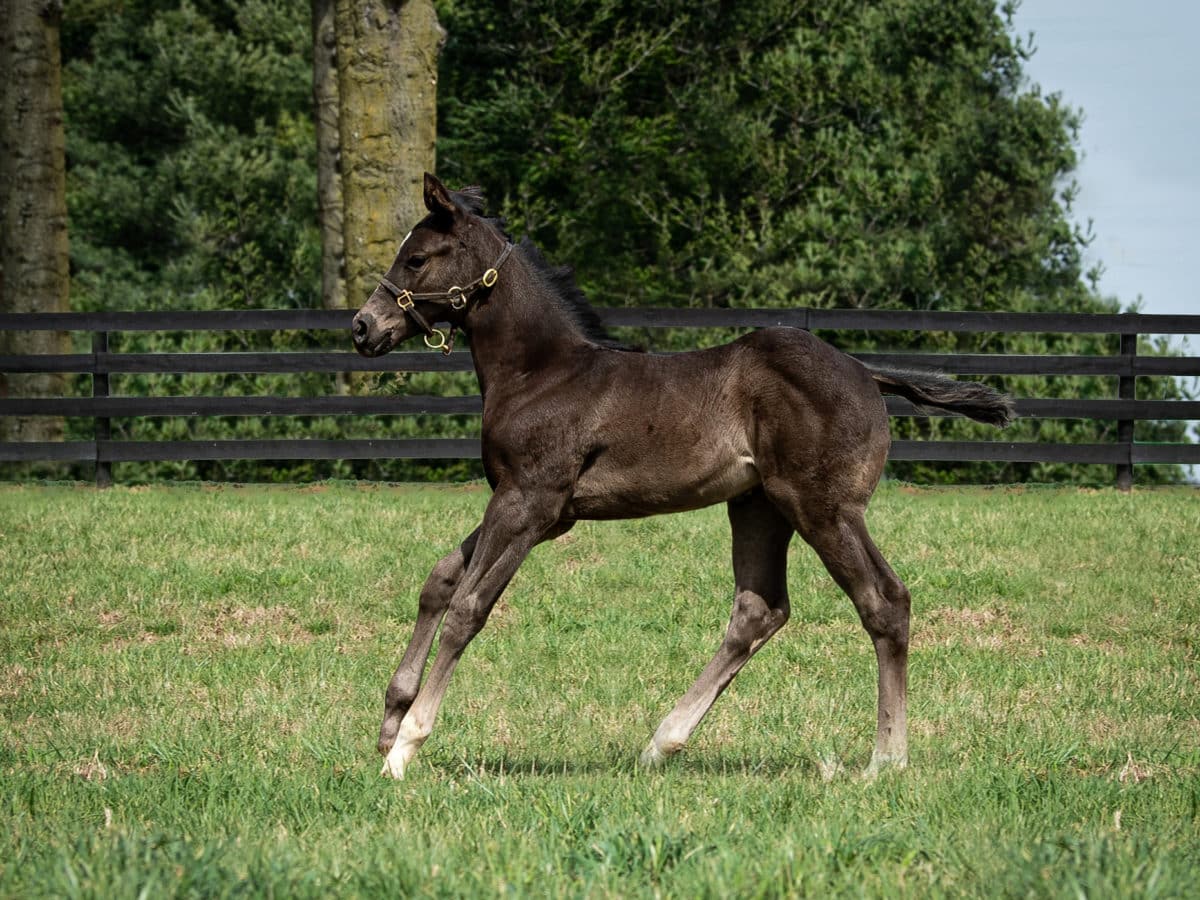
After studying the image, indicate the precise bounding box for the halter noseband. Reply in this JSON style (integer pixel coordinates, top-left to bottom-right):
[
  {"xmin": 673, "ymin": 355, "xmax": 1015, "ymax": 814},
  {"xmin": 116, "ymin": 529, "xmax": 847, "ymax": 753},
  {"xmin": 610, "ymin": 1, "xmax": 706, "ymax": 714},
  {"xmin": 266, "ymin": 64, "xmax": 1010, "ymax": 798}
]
[{"xmin": 376, "ymin": 242, "xmax": 515, "ymax": 354}]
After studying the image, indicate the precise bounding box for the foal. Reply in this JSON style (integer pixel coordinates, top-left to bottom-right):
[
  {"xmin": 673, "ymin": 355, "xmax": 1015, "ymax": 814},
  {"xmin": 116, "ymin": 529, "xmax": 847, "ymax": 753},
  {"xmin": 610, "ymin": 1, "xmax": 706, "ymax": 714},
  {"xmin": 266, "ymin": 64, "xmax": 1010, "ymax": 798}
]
[{"xmin": 352, "ymin": 174, "xmax": 1013, "ymax": 779}]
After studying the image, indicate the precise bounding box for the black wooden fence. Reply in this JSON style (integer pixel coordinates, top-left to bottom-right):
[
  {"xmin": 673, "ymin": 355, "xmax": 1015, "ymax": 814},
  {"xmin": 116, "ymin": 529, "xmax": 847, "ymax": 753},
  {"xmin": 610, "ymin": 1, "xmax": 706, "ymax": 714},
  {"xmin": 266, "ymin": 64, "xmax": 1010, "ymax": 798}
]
[{"xmin": 2, "ymin": 308, "xmax": 1199, "ymax": 488}]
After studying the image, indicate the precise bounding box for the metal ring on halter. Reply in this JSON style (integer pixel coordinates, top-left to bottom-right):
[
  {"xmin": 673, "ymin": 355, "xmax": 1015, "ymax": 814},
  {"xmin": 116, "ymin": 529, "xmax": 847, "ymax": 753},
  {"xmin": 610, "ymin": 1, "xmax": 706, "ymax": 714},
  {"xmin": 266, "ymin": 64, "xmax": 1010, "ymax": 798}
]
[
  {"xmin": 423, "ymin": 328, "xmax": 448, "ymax": 351},
  {"xmin": 447, "ymin": 286, "xmax": 467, "ymax": 310},
  {"xmin": 482, "ymin": 268, "xmax": 499, "ymax": 288}
]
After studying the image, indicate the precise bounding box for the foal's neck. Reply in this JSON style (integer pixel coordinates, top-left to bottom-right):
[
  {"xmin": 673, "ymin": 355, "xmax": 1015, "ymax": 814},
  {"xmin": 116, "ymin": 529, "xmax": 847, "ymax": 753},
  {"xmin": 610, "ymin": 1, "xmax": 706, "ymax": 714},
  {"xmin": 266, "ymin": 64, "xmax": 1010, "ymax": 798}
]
[{"xmin": 466, "ymin": 251, "xmax": 596, "ymax": 391}]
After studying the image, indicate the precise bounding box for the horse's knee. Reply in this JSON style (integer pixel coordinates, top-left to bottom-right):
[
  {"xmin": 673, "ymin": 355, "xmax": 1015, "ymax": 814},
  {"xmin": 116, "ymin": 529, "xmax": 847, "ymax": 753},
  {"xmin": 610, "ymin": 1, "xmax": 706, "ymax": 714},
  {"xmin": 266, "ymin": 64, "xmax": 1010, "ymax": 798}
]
[
  {"xmin": 884, "ymin": 580, "xmax": 911, "ymax": 649},
  {"xmin": 887, "ymin": 577, "xmax": 911, "ymax": 615},
  {"xmin": 419, "ymin": 553, "xmax": 463, "ymax": 614}
]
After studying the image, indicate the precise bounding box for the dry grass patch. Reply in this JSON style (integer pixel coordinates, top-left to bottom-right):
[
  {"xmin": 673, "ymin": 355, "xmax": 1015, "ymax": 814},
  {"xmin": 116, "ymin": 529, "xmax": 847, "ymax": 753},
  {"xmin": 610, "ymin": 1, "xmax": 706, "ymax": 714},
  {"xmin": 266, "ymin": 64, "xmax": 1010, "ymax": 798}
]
[
  {"xmin": 189, "ymin": 605, "xmax": 315, "ymax": 649},
  {"xmin": 103, "ymin": 632, "xmax": 164, "ymax": 652},
  {"xmin": 0, "ymin": 663, "xmax": 31, "ymax": 701},
  {"xmin": 73, "ymin": 750, "xmax": 110, "ymax": 782},
  {"xmin": 917, "ymin": 605, "xmax": 1041, "ymax": 653},
  {"xmin": 1066, "ymin": 633, "xmax": 1120, "ymax": 654}
]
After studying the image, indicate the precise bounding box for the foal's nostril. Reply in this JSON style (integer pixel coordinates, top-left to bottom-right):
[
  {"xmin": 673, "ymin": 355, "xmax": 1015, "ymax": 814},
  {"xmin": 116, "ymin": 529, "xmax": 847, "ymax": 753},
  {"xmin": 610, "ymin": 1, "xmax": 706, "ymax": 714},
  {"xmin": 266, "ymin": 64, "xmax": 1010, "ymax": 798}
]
[{"xmin": 352, "ymin": 313, "xmax": 371, "ymax": 344}]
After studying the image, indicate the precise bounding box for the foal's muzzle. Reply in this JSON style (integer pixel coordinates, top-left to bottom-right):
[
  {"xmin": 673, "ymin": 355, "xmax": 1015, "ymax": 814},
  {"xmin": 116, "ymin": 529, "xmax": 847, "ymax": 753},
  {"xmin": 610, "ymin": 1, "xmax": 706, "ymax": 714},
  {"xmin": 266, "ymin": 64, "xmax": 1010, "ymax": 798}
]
[{"xmin": 351, "ymin": 309, "xmax": 394, "ymax": 357}]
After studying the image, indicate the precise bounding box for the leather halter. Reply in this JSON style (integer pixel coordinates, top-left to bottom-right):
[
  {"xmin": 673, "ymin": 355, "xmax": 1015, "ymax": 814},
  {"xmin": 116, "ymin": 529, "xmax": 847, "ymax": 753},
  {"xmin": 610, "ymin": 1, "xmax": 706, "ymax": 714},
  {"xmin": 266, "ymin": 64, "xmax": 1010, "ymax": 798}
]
[{"xmin": 376, "ymin": 242, "xmax": 515, "ymax": 354}]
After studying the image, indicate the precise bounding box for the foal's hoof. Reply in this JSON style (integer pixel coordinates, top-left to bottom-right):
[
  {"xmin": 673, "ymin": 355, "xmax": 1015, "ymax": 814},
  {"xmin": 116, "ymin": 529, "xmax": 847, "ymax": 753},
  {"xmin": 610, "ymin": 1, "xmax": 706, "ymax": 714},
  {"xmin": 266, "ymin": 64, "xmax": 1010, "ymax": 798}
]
[
  {"xmin": 638, "ymin": 740, "xmax": 676, "ymax": 769},
  {"xmin": 380, "ymin": 755, "xmax": 407, "ymax": 780},
  {"xmin": 378, "ymin": 711, "xmax": 405, "ymax": 756},
  {"xmin": 378, "ymin": 721, "xmax": 429, "ymax": 779},
  {"xmin": 380, "ymin": 740, "xmax": 415, "ymax": 779}
]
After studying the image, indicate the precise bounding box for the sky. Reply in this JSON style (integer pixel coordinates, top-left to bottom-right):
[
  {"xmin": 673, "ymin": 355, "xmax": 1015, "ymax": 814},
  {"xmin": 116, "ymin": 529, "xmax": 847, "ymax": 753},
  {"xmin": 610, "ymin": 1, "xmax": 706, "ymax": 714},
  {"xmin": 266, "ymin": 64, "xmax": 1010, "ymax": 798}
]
[{"xmin": 1010, "ymin": 0, "xmax": 1200, "ymax": 319}]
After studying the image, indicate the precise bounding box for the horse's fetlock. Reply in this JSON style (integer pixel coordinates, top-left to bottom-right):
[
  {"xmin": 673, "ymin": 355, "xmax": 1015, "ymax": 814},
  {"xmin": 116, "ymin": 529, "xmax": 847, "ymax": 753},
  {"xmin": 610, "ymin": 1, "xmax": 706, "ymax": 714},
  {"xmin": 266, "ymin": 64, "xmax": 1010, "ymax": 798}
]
[
  {"xmin": 399, "ymin": 715, "xmax": 432, "ymax": 742},
  {"xmin": 386, "ymin": 682, "xmax": 416, "ymax": 710}
]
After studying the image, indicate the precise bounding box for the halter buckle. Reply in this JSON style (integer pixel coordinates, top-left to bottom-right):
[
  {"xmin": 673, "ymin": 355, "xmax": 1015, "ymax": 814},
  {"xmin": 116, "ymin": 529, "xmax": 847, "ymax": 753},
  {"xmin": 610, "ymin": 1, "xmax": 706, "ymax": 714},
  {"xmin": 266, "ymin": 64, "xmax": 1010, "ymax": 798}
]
[
  {"xmin": 395, "ymin": 289, "xmax": 415, "ymax": 311},
  {"xmin": 482, "ymin": 268, "xmax": 499, "ymax": 288}
]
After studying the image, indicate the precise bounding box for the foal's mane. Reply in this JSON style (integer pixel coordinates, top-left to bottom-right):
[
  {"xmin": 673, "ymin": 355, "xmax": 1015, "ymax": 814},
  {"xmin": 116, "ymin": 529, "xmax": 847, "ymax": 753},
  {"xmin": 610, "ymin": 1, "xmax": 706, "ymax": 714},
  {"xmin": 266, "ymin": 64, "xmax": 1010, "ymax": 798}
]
[
  {"xmin": 516, "ymin": 238, "xmax": 637, "ymax": 351},
  {"xmin": 450, "ymin": 186, "xmax": 637, "ymax": 352}
]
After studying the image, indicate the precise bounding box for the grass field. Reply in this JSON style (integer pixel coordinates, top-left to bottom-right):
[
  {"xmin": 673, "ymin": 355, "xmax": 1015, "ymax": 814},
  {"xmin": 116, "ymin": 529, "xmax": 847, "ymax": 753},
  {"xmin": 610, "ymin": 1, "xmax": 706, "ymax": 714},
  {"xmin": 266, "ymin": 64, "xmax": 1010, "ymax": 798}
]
[{"xmin": 1, "ymin": 482, "xmax": 1198, "ymax": 897}]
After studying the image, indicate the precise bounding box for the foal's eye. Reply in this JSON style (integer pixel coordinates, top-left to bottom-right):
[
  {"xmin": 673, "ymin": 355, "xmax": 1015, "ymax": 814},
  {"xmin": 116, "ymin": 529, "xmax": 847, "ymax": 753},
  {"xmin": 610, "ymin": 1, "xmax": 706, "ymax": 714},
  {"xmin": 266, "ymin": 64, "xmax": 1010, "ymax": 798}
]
[{"xmin": 406, "ymin": 255, "xmax": 427, "ymax": 271}]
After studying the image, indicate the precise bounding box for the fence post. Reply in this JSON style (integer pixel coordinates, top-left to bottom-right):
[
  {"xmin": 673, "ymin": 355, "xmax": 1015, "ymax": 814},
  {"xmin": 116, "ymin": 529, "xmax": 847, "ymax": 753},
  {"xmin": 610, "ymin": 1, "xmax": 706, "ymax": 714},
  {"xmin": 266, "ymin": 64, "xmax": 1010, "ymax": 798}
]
[
  {"xmin": 1115, "ymin": 330, "xmax": 1137, "ymax": 492},
  {"xmin": 92, "ymin": 331, "xmax": 112, "ymax": 488}
]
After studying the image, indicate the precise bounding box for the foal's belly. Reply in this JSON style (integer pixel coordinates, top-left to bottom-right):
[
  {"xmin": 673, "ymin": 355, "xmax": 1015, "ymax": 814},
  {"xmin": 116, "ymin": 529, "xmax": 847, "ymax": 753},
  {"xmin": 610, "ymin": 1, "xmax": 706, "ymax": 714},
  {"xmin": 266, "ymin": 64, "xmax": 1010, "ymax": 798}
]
[{"xmin": 564, "ymin": 445, "xmax": 761, "ymax": 520}]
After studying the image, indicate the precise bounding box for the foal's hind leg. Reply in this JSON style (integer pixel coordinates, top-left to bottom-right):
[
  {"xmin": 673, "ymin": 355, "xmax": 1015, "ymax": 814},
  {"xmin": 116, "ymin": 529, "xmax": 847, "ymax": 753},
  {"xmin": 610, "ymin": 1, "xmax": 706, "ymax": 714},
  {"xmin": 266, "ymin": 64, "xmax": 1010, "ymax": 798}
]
[
  {"xmin": 641, "ymin": 489, "xmax": 792, "ymax": 767},
  {"xmin": 378, "ymin": 528, "xmax": 479, "ymax": 756},
  {"xmin": 779, "ymin": 496, "xmax": 911, "ymax": 775}
]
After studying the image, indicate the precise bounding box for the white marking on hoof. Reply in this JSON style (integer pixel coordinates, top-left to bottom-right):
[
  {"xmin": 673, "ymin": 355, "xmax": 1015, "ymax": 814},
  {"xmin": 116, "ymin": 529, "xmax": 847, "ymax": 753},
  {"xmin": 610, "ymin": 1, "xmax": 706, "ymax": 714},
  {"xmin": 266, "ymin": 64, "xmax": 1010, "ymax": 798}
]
[
  {"xmin": 380, "ymin": 721, "xmax": 428, "ymax": 779},
  {"xmin": 381, "ymin": 741, "xmax": 412, "ymax": 779},
  {"xmin": 639, "ymin": 741, "xmax": 668, "ymax": 769},
  {"xmin": 640, "ymin": 734, "xmax": 685, "ymax": 768}
]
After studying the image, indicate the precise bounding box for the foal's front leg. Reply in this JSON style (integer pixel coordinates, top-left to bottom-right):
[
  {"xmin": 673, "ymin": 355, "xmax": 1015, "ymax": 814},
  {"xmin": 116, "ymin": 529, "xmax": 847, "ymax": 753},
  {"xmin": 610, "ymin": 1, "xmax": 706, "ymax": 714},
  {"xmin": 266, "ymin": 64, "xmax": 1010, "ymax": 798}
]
[
  {"xmin": 378, "ymin": 528, "xmax": 479, "ymax": 756},
  {"xmin": 381, "ymin": 489, "xmax": 565, "ymax": 779}
]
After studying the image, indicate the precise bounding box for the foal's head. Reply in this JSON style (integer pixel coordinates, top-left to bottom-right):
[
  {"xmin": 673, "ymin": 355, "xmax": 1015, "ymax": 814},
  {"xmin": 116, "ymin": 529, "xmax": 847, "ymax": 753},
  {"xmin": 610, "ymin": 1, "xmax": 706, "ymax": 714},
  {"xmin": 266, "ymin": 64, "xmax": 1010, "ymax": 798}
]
[{"xmin": 351, "ymin": 173, "xmax": 510, "ymax": 357}]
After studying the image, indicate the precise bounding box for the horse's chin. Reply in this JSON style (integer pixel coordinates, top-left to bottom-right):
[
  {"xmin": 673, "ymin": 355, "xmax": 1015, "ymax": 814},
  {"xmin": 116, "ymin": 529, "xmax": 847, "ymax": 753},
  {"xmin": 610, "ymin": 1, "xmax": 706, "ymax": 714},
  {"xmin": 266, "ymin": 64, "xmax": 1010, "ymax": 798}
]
[{"xmin": 354, "ymin": 331, "xmax": 396, "ymax": 358}]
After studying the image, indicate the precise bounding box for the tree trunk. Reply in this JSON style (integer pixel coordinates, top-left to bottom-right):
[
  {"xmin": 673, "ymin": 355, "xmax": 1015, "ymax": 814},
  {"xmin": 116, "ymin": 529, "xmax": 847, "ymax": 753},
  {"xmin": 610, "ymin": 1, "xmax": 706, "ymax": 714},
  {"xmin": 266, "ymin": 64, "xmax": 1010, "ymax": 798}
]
[
  {"xmin": 0, "ymin": 0, "xmax": 71, "ymax": 443},
  {"xmin": 312, "ymin": 0, "xmax": 346, "ymax": 313},
  {"xmin": 313, "ymin": 0, "xmax": 351, "ymax": 395},
  {"xmin": 334, "ymin": 0, "xmax": 443, "ymax": 306}
]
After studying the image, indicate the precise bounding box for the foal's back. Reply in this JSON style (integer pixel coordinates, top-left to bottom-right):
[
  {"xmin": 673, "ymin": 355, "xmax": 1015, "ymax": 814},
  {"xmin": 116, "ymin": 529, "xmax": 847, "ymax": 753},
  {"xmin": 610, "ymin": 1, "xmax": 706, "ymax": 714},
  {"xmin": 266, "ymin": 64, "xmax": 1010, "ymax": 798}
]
[{"xmin": 557, "ymin": 327, "xmax": 889, "ymax": 520}]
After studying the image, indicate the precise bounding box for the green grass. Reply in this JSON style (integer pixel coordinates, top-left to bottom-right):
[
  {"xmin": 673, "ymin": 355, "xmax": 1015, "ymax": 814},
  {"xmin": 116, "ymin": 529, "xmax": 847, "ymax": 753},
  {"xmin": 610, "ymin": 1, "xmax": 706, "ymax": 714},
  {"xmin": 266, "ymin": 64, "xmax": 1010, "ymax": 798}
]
[{"xmin": 1, "ymin": 482, "xmax": 1198, "ymax": 898}]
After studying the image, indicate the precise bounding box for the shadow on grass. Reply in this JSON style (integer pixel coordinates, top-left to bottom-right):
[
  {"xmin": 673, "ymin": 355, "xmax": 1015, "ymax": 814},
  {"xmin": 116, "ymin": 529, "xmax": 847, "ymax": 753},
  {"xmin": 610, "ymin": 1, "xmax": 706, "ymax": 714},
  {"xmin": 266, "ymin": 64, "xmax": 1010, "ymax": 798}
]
[{"xmin": 427, "ymin": 747, "xmax": 851, "ymax": 781}]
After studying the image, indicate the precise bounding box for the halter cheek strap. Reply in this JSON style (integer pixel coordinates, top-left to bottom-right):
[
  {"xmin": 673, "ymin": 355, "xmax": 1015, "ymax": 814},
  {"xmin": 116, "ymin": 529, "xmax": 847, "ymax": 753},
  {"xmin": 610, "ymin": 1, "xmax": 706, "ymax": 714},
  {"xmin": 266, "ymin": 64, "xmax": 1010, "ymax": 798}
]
[{"xmin": 376, "ymin": 243, "xmax": 514, "ymax": 354}]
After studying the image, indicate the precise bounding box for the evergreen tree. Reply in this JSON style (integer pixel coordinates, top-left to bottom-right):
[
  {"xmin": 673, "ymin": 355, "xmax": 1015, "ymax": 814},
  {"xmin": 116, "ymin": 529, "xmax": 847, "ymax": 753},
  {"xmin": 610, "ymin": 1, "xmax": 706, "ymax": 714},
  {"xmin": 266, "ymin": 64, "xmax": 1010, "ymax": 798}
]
[
  {"xmin": 437, "ymin": 0, "xmax": 1093, "ymax": 312},
  {"xmin": 62, "ymin": 0, "xmax": 319, "ymax": 317},
  {"xmin": 435, "ymin": 0, "xmax": 1187, "ymax": 482},
  {"xmin": 58, "ymin": 0, "xmax": 469, "ymax": 482}
]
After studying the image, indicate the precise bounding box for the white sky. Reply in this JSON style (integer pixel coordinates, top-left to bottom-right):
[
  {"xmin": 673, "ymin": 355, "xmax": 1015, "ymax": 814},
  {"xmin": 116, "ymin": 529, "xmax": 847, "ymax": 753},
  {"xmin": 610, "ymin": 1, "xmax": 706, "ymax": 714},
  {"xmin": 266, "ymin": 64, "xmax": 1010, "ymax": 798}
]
[{"xmin": 1011, "ymin": 0, "xmax": 1200, "ymax": 318}]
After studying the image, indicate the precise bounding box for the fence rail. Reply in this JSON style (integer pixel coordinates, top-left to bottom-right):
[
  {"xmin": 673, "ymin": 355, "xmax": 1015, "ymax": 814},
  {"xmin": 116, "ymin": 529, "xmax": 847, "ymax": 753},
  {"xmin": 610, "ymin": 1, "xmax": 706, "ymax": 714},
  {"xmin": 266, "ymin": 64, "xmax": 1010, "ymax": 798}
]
[{"xmin": 2, "ymin": 308, "xmax": 1199, "ymax": 487}]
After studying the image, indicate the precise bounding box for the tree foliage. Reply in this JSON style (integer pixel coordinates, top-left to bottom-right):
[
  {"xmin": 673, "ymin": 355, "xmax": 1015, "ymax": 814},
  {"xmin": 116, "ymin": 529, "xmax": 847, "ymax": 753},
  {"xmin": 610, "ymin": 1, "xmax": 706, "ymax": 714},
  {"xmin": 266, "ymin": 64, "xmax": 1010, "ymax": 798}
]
[
  {"xmin": 63, "ymin": 0, "xmax": 319, "ymax": 316},
  {"xmin": 58, "ymin": 0, "xmax": 469, "ymax": 482},
  {"xmin": 435, "ymin": 0, "xmax": 1187, "ymax": 482},
  {"xmin": 437, "ymin": 0, "xmax": 1096, "ymax": 313},
  {"xmin": 42, "ymin": 0, "xmax": 1189, "ymax": 483}
]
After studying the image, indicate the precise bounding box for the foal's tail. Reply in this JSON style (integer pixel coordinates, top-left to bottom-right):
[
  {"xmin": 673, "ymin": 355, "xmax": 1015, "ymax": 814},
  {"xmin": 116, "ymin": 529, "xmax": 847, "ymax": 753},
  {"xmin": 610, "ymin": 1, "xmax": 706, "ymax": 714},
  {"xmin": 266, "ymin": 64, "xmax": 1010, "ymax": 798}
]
[{"xmin": 869, "ymin": 367, "xmax": 1015, "ymax": 427}]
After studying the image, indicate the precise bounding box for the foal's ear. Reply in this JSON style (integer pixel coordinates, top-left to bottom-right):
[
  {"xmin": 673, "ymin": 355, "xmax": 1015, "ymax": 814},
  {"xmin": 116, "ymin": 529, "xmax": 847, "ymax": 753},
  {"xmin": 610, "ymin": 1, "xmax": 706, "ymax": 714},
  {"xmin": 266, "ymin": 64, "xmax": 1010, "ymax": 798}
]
[{"xmin": 423, "ymin": 173, "xmax": 458, "ymax": 220}]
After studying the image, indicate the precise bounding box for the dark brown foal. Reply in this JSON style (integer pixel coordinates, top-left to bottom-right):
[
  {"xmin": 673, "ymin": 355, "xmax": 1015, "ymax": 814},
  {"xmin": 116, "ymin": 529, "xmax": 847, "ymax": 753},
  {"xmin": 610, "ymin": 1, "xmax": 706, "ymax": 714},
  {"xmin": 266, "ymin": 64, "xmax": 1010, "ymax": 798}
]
[{"xmin": 352, "ymin": 174, "xmax": 1012, "ymax": 779}]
